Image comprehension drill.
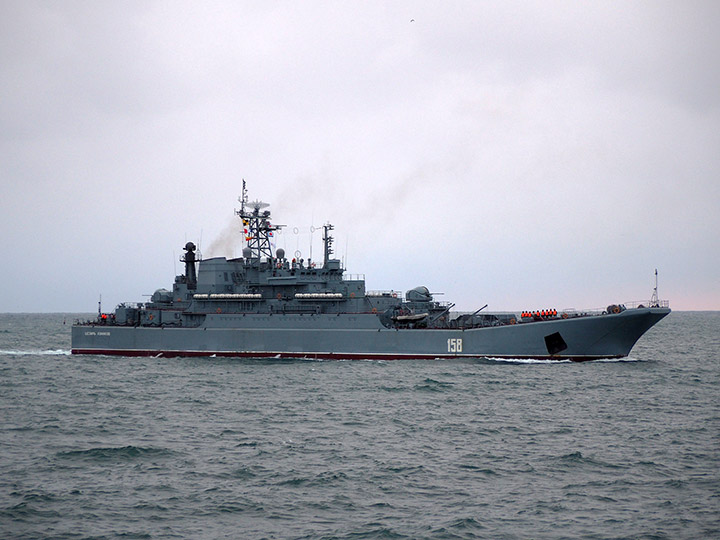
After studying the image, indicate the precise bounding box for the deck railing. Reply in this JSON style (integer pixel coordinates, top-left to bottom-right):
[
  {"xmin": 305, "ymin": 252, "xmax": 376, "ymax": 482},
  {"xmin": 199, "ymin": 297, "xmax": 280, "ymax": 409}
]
[
  {"xmin": 366, "ymin": 290, "xmax": 401, "ymax": 299},
  {"xmin": 560, "ymin": 299, "xmax": 670, "ymax": 316}
]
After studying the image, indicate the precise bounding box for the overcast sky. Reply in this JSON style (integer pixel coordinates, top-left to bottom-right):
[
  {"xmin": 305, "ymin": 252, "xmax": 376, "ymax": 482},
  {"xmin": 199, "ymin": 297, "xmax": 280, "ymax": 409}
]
[{"xmin": 1, "ymin": 1, "xmax": 718, "ymax": 313}]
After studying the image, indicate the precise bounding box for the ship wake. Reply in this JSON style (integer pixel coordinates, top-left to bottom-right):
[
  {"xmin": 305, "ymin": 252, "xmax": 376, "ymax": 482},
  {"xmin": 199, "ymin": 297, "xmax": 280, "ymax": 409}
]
[{"xmin": 0, "ymin": 349, "xmax": 71, "ymax": 356}]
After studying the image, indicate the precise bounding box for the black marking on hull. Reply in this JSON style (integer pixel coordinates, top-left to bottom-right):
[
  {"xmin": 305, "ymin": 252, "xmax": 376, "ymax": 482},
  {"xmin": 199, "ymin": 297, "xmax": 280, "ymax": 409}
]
[{"xmin": 544, "ymin": 332, "xmax": 568, "ymax": 355}]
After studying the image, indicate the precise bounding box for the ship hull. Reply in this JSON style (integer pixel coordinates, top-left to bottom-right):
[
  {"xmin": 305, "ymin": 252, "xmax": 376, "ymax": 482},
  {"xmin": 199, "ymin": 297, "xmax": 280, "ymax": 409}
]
[{"xmin": 71, "ymin": 307, "xmax": 670, "ymax": 361}]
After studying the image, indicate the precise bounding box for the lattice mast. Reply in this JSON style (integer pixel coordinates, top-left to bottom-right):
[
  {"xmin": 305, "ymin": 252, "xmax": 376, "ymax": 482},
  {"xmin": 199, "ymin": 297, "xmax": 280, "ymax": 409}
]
[
  {"xmin": 236, "ymin": 180, "xmax": 283, "ymax": 259},
  {"xmin": 650, "ymin": 268, "xmax": 660, "ymax": 307},
  {"xmin": 322, "ymin": 223, "xmax": 335, "ymax": 267}
]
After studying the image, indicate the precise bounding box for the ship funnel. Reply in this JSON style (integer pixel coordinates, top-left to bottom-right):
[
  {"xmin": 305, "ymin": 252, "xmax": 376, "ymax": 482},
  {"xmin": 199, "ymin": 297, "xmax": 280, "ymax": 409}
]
[{"xmin": 182, "ymin": 242, "xmax": 197, "ymax": 289}]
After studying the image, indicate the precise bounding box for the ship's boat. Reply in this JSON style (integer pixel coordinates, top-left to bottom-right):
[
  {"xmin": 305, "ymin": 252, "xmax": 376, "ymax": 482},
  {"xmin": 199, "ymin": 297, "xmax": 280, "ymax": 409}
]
[{"xmin": 72, "ymin": 183, "xmax": 670, "ymax": 361}]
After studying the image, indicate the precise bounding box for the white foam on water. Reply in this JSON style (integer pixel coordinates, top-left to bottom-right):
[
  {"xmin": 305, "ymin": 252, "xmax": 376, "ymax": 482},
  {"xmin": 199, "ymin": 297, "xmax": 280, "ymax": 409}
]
[
  {"xmin": 483, "ymin": 356, "xmax": 572, "ymax": 364},
  {"xmin": 0, "ymin": 349, "xmax": 71, "ymax": 356}
]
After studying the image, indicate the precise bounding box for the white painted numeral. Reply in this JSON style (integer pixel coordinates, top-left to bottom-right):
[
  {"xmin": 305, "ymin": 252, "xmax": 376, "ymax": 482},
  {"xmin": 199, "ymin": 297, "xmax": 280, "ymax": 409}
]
[{"xmin": 447, "ymin": 338, "xmax": 463, "ymax": 353}]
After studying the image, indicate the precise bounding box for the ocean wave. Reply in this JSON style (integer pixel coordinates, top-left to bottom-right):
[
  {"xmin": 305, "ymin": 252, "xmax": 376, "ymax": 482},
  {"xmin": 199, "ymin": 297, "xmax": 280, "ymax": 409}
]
[
  {"xmin": 430, "ymin": 517, "xmax": 487, "ymax": 536},
  {"xmin": 275, "ymin": 470, "xmax": 349, "ymax": 488},
  {"xmin": 0, "ymin": 501, "xmax": 62, "ymax": 521},
  {"xmin": 414, "ymin": 377, "xmax": 455, "ymax": 392},
  {"xmin": 321, "ymin": 524, "xmax": 408, "ymax": 539},
  {"xmin": 56, "ymin": 445, "xmax": 174, "ymax": 462},
  {"xmin": 551, "ymin": 451, "xmax": 627, "ymax": 471}
]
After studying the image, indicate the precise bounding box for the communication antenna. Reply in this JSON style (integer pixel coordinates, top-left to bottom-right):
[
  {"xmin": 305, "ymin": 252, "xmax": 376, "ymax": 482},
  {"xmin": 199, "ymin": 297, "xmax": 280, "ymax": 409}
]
[
  {"xmin": 240, "ymin": 179, "xmax": 248, "ymax": 212},
  {"xmin": 309, "ymin": 225, "xmax": 315, "ymax": 262},
  {"xmin": 344, "ymin": 235, "xmax": 349, "ymax": 271}
]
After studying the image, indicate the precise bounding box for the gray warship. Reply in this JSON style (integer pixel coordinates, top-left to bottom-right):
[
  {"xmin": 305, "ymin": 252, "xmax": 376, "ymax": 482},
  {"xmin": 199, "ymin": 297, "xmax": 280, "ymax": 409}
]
[{"xmin": 72, "ymin": 183, "xmax": 670, "ymax": 361}]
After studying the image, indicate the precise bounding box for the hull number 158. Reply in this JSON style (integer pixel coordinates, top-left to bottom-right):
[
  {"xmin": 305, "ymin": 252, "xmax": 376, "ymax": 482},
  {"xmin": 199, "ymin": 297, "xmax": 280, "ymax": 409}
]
[{"xmin": 447, "ymin": 338, "xmax": 463, "ymax": 353}]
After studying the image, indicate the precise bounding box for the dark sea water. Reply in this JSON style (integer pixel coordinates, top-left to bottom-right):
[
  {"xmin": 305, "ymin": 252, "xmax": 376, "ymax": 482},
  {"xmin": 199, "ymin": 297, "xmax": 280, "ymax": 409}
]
[{"xmin": 1, "ymin": 312, "xmax": 718, "ymax": 540}]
